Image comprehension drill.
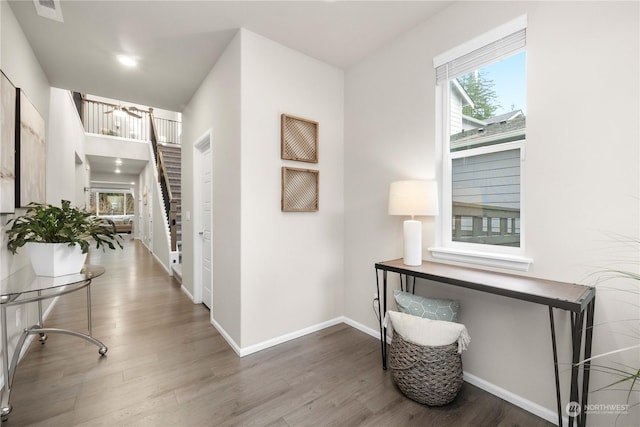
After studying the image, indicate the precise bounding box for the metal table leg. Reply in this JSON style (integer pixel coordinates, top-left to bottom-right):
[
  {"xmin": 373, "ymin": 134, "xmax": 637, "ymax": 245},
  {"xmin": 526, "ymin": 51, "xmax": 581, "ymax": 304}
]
[
  {"xmin": 375, "ymin": 268, "xmax": 385, "ymax": 369},
  {"xmin": 38, "ymin": 290, "xmax": 47, "ymax": 343},
  {"xmin": 1, "ymin": 304, "xmax": 11, "ymax": 421},
  {"xmin": 549, "ymin": 307, "xmax": 563, "ymax": 427},
  {"xmin": 569, "ymin": 309, "xmax": 585, "ymax": 427},
  {"xmin": 0, "ymin": 280, "xmax": 108, "ymax": 421},
  {"xmin": 382, "ymin": 270, "xmax": 388, "ymax": 369},
  {"xmin": 579, "ymin": 299, "xmax": 596, "ymax": 427}
]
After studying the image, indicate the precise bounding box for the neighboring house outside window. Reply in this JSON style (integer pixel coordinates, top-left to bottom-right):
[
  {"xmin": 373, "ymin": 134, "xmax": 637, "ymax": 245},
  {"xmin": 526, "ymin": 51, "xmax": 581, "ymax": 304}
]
[{"xmin": 431, "ymin": 16, "xmax": 532, "ymax": 271}]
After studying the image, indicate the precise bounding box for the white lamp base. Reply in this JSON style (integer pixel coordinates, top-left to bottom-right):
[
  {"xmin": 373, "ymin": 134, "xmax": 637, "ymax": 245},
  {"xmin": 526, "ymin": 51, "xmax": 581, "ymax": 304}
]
[{"xmin": 403, "ymin": 219, "xmax": 422, "ymax": 266}]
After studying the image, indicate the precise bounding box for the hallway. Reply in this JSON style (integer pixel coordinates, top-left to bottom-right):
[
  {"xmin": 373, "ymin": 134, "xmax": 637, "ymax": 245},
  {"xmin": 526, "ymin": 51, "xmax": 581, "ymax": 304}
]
[{"xmin": 4, "ymin": 240, "xmax": 551, "ymax": 426}]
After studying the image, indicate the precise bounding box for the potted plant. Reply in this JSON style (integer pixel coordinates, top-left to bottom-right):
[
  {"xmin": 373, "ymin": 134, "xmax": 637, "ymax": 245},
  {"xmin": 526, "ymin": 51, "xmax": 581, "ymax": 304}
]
[
  {"xmin": 580, "ymin": 242, "xmax": 640, "ymax": 421},
  {"xmin": 6, "ymin": 200, "xmax": 123, "ymax": 277}
]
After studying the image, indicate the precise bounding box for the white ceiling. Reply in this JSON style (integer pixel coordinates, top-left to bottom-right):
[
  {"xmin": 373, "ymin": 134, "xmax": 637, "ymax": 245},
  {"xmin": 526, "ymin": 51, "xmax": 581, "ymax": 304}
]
[
  {"xmin": 86, "ymin": 154, "xmax": 147, "ymax": 176},
  {"xmin": 10, "ymin": 0, "xmax": 451, "ymax": 177},
  {"xmin": 8, "ymin": 0, "xmax": 451, "ymax": 112}
]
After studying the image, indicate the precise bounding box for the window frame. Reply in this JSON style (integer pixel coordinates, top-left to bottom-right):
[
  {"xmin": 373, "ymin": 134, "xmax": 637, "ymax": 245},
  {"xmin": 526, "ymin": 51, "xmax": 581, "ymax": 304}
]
[
  {"xmin": 430, "ymin": 16, "xmax": 532, "ymax": 271},
  {"xmin": 90, "ymin": 190, "xmax": 135, "ymax": 217}
]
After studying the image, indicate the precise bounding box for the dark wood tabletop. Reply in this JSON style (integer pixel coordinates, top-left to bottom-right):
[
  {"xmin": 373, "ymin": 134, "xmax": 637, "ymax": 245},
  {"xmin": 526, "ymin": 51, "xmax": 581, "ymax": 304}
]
[{"xmin": 376, "ymin": 259, "xmax": 595, "ymax": 312}]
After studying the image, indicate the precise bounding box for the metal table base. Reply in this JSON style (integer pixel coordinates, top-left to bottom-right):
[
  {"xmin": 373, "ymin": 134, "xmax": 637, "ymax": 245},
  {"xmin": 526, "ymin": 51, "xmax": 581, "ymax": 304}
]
[
  {"xmin": 1, "ymin": 267, "xmax": 107, "ymax": 421},
  {"xmin": 375, "ymin": 259, "xmax": 596, "ymax": 427}
]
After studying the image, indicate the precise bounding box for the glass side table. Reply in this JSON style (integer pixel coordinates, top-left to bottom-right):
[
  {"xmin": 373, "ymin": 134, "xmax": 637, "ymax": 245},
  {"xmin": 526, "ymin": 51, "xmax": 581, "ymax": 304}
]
[{"xmin": 0, "ymin": 265, "xmax": 107, "ymax": 421}]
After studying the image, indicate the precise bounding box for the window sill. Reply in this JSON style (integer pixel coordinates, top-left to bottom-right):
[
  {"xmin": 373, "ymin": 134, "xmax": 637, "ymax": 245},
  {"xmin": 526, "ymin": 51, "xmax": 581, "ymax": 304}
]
[{"xmin": 428, "ymin": 247, "xmax": 533, "ymax": 272}]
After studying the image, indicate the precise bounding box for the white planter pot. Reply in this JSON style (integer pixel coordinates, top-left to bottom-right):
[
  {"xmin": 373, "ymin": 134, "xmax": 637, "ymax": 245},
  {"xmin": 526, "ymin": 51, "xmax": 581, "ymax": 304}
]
[{"xmin": 28, "ymin": 242, "xmax": 87, "ymax": 277}]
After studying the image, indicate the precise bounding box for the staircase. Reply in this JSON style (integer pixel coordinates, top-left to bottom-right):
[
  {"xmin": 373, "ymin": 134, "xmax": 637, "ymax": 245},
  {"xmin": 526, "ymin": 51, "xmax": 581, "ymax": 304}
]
[{"xmin": 158, "ymin": 143, "xmax": 182, "ymax": 257}]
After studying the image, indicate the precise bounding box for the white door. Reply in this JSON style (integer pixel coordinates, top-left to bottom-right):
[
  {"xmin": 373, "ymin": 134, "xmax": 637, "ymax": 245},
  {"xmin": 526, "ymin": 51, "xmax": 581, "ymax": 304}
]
[{"xmin": 200, "ymin": 147, "xmax": 212, "ymax": 309}]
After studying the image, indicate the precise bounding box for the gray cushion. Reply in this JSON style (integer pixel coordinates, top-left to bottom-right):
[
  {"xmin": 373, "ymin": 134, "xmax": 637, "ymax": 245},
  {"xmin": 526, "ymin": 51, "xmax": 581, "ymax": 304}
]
[{"xmin": 393, "ymin": 290, "xmax": 459, "ymax": 322}]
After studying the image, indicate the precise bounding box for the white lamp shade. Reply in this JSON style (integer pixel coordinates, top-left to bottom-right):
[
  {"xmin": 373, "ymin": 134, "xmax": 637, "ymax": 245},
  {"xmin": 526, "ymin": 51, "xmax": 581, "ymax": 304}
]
[{"xmin": 388, "ymin": 180, "xmax": 439, "ymax": 217}]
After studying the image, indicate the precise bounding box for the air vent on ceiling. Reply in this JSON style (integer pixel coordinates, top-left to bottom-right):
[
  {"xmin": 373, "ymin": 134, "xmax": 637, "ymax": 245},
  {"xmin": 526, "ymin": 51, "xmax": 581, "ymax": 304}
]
[
  {"xmin": 39, "ymin": 0, "xmax": 55, "ymax": 10},
  {"xmin": 33, "ymin": 0, "xmax": 64, "ymax": 23}
]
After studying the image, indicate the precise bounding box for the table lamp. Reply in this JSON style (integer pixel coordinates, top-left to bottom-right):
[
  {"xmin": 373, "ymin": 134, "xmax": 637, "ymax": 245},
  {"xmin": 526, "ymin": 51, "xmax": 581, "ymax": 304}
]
[{"xmin": 388, "ymin": 180, "xmax": 439, "ymax": 266}]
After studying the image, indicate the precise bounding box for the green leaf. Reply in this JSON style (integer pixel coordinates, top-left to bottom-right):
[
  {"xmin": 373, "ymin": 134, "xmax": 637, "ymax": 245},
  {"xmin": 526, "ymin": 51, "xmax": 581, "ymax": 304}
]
[{"xmin": 5, "ymin": 200, "xmax": 123, "ymax": 254}]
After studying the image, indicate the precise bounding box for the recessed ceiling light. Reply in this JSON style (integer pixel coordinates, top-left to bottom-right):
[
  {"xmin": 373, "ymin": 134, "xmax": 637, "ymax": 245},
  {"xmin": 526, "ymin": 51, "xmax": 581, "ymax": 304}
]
[
  {"xmin": 130, "ymin": 182, "xmax": 135, "ymax": 185},
  {"xmin": 115, "ymin": 169, "xmax": 121, "ymax": 174},
  {"xmin": 117, "ymin": 55, "xmax": 137, "ymax": 68},
  {"xmin": 115, "ymin": 158, "xmax": 123, "ymax": 165}
]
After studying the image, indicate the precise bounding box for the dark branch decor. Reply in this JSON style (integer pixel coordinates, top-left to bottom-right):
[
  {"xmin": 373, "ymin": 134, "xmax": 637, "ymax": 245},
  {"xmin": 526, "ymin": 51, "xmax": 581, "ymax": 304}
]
[
  {"xmin": 281, "ymin": 114, "xmax": 318, "ymax": 163},
  {"xmin": 281, "ymin": 167, "xmax": 319, "ymax": 212}
]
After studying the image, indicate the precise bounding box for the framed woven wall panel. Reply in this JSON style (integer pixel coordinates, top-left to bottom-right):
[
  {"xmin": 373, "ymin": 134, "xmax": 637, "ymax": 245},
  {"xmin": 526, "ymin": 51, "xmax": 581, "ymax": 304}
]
[
  {"xmin": 281, "ymin": 114, "xmax": 318, "ymax": 163},
  {"xmin": 281, "ymin": 167, "xmax": 319, "ymax": 212}
]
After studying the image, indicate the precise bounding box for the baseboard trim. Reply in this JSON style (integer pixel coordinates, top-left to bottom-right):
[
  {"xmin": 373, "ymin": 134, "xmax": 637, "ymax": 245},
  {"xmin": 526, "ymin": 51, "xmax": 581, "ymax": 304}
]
[
  {"xmin": 137, "ymin": 240, "xmax": 171, "ymax": 276},
  {"xmin": 343, "ymin": 317, "xmax": 560, "ymax": 425},
  {"xmin": 463, "ymin": 371, "xmax": 564, "ymax": 426},
  {"xmin": 240, "ymin": 317, "xmax": 345, "ymax": 357},
  {"xmin": 342, "ymin": 316, "xmax": 379, "ymax": 338},
  {"xmin": 180, "ymin": 284, "xmax": 195, "ymax": 302},
  {"xmin": 210, "ymin": 316, "xmax": 242, "ymax": 356},
  {"xmin": 151, "ymin": 251, "xmax": 172, "ymax": 276},
  {"xmin": 210, "ymin": 316, "xmax": 560, "ymax": 425},
  {"xmin": 1, "ymin": 300, "xmax": 560, "ymax": 427},
  {"xmin": 211, "ymin": 316, "xmax": 345, "ymax": 358},
  {"xmin": 341, "ymin": 316, "xmax": 392, "ymax": 342}
]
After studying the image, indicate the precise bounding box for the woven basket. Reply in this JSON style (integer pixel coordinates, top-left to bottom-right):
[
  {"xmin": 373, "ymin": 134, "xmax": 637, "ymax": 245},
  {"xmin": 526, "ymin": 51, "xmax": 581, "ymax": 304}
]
[{"xmin": 388, "ymin": 330, "xmax": 463, "ymax": 406}]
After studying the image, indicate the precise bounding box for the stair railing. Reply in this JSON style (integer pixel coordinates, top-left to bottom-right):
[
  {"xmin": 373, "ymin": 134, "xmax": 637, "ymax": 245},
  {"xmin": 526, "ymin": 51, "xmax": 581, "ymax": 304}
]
[
  {"xmin": 72, "ymin": 94, "xmax": 180, "ymax": 254},
  {"xmin": 154, "ymin": 117, "xmax": 181, "ymax": 145},
  {"xmin": 149, "ymin": 109, "xmax": 178, "ymax": 252}
]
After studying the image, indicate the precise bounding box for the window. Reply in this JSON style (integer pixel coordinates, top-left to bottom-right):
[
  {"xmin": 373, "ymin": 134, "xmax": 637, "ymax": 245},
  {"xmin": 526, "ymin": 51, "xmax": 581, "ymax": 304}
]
[
  {"xmin": 432, "ymin": 16, "xmax": 532, "ymax": 271},
  {"xmin": 89, "ymin": 191, "xmax": 135, "ymax": 216}
]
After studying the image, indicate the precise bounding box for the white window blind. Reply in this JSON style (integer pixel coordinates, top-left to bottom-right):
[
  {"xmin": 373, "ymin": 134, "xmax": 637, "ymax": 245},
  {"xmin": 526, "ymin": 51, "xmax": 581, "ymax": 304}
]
[{"xmin": 435, "ymin": 28, "xmax": 526, "ymax": 84}]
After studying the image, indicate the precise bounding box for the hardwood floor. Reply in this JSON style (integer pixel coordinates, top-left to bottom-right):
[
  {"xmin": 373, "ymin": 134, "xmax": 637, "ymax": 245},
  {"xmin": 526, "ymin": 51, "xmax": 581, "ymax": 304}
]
[{"xmin": 4, "ymin": 240, "xmax": 552, "ymax": 426}]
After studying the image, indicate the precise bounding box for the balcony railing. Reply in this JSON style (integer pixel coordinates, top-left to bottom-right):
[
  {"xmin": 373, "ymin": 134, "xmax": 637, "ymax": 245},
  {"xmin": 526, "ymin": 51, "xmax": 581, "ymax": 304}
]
[
  {"xmin": 77, "ymin": 95, "xmax": 182, "ymax": 253},
  {"xmin": 83, "ymin": 98, "xmax": 151, "ymax": 141},
  {"xmin": 81, "ymin": 97, "xmax": 181, "ymax": 144},
  {"xmin": 452, "ymin": 202, "xmax": 520, "ymax": 246}
]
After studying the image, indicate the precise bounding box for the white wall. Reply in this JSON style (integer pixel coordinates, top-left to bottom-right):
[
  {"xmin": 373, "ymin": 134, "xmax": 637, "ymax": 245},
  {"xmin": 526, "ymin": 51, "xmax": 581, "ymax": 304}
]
[
  {"xmin": 151, "ymin": 177, "xmax": 171, "ymax": 273},
  {"xmin": 240, "ymin": 30, "xmax": 344, "ymax": 347},
  {"xmin": 84, "ymin": 135, "xmax": 149, "ymax": 161},
  {"xmin": 2, "ymin": 1, "xmax": 637, "ymax": 424},
  {"xmin": 182, "ymin": 30, "xmax": 242, "ymax": 344},
  {"xmin": 345, "ymin": 1, "xmax": 639, "ymax": 425},
  {"xmin": 0, "ymin": 0, "xmax": 52, "ymax": 388},
  {"xmin": 90, "ymin": 172, "xmax": 138, "ymax": 190},
  {"xmin": 0, "ymin": 3, "xmax": 49, "ymax": 122},
  {"xmin": 138, "ymin": 161, "xmax": 154, "ymax": 247},
  {"xmin": 47, "ymin": 88, "xmax": 85, "ymax": 206},
  {"xmin": 182, "ymin": 28, "xmax": 344, "ymax": 350},
  {"xmin": 133, "ymin": 146, "xmax": 171, "ymax": 273}
]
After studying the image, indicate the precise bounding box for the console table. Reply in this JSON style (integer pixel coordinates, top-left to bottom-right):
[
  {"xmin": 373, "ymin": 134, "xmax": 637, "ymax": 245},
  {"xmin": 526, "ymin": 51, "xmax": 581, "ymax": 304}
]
[
  {"xmin": 0, "ymin": 265, "xmax": 107, "ymax": 421},
  {"xmin": 375, "ymin": 259, "xmax": 595, "ymax": 427}
]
